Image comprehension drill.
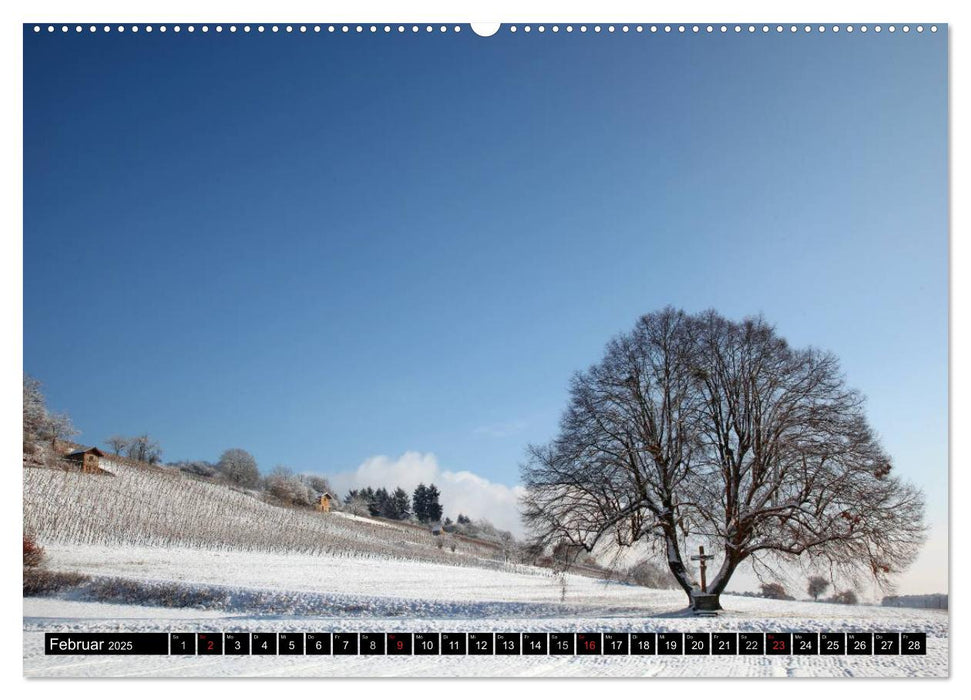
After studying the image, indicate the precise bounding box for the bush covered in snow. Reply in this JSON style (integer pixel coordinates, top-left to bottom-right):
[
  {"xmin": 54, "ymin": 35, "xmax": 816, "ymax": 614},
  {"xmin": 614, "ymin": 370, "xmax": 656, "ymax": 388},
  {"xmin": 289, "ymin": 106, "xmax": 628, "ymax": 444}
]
[
  {"xmin": 760, "ymin": 582, "xmax": 795, "ymax": 600},
  {"xmin": 626, "ymin": 560, "xmax": 679, "ymax": 589},
  {"xmin": 23, "ymin": 568, "xmax": 88, "ymax": 596},
  {"xmin": 23, "ymin": 532, "xmax": 88, "ymax": 596},
  {"xmin": 264, "ymin": 466, "xmax": 314, "ymax": 506},
  {"xmin": 829, "ymin": 589, "xmax": 859, "ymax": 605},
  {"xmin": 23, "ymin": 535, "xmax": 45, "ymax": 568}
]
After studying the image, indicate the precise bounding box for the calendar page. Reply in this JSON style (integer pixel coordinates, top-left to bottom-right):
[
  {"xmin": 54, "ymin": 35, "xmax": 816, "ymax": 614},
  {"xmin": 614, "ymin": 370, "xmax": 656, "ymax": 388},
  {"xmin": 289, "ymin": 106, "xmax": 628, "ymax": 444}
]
[{"xmin": 21, "ymin": 12, "xmax": 948, "ymax": 680}]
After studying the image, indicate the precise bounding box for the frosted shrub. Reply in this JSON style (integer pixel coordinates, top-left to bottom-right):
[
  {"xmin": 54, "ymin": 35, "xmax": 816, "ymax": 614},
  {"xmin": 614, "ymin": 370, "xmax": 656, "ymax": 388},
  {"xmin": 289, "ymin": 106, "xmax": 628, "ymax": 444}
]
[{"xmin": 23, "ymin": 535, "xmax": 45, "ymax": 568}]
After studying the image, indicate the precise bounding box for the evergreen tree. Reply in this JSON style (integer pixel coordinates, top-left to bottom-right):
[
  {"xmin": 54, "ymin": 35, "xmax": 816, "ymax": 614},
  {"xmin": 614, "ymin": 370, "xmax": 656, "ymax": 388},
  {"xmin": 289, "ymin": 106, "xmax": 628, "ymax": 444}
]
[
  {"xmin": 346, "ymin": 486, "xmax": 412, "ymax": 520},
  {"xmin": 413, "ymin": 483, "xmax": 429, "ymax": 522},
  {"xmin": 372, "ymin": 487, "xmax": 391, "ymax": 518},
  {"xmin": 425, "ymin": 483, "xmax": 444, "ymax": 522},
  {"xmin": 351, "ymin": 487, "xmax": 375, "ymax": 516},
  {"xmin": 359, "ymin": 487, "xmax": 375, "ymax": 509},
  {"xmin": 389, "ymin": 487, "xmax": 411, "ymax": 520}
]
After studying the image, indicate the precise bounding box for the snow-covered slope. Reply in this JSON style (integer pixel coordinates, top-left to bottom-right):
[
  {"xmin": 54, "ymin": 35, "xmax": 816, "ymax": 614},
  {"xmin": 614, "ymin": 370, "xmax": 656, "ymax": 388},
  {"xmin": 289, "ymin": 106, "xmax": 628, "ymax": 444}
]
[{"xmin": 23, "ymin": 463, "xmax": 513, "ymax": 569}]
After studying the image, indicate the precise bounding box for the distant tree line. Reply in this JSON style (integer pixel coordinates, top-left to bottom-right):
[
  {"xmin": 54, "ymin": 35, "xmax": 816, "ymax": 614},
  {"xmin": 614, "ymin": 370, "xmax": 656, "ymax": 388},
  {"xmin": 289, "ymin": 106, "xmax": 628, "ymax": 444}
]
[
  {"xmin": 168, "ymin": 448, "xmax": 336, "ymax": 509},
  {"xmin": 443, "ymin": 513, "xmax": 497, "ymax": 537},
  {"xmin": 882, "ymin": 593, "xmax": 947, "ymax": 610},
  {"xmin": 345, "ymin": 483, "xmax": 443, "ymax": 523},
  {"xmin": 345, "ymin": 487, "xmax": 412, "ymax": 519},
  {"xmin": 105, "ymin": 434, "xmax": 163, "ymax": 465},
  {"xmin": 727, "ymin": 579, "xmax": 858, "ymax": 605}
]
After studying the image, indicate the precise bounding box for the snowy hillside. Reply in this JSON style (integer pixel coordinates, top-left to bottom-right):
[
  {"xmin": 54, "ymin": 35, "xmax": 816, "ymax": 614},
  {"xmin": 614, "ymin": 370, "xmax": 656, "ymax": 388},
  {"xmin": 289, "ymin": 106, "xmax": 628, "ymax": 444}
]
[{"xmin": 23, "ymin": 462, "xmax": 516, "ymax": 570}]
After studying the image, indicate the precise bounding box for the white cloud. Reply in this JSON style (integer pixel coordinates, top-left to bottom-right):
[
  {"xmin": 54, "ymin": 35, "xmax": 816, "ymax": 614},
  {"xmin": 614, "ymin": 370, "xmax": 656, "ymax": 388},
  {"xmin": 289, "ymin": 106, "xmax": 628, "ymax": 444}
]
[{"xmin": 326, "ymin": 452, "xmax": 526, "ymax": 536}]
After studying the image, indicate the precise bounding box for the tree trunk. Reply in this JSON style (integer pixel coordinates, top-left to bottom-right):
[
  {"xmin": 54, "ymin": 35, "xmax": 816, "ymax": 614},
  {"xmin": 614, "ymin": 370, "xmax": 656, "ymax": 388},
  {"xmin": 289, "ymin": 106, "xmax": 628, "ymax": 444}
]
[
  {"xmin": 662, "ymin": 526, "xmax": 698, "ymax": 608},
  {"xmin": 695, "ymin": 552, "xmax": 741, "ymax": 611},
  {"xmin": 663, "ymin": 538, "xmax": 742, "ymax": 612}
]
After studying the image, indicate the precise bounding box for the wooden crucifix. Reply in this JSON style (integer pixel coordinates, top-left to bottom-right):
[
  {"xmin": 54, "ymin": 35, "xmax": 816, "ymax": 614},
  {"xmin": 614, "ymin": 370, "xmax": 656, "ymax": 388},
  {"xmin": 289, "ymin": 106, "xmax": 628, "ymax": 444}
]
[{"xmin": 690, "ymin": 545, "xmax": 715, "ymax": 593}]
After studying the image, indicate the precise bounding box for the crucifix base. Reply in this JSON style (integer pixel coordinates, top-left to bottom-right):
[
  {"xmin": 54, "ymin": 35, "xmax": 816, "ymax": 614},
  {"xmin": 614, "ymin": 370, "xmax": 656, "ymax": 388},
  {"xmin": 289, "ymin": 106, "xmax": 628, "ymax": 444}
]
[{"xmin": 691, "ymin": 593, "xmax": 722, "ymax": 612}]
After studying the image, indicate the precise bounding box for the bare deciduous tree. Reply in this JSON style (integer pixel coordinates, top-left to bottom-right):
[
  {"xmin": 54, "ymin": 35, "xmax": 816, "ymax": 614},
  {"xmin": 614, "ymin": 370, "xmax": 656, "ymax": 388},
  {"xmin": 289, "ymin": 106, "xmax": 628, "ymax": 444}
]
[
  {"xmin": 521, "ymin": 308, "xmax": 926, "ymax": 610},
  {"xmin": 23, "ymin": 374, "xmax": 80, "ymax": 469},
  {"xmin": 807, "ymin": 575, "xmax": 830, "ymax": 601},
  {"xmin": 23, "ymin": 375, "xmax": 46, "ymax": 446},
  {"xmin": 105, "ymin": 435, "xmax": 129, "ymax": 456},
  {"xmin": 38, "ymin": 411, "xmax": 78, "ymax": 448},
  {"xmin": 265, "ymin": 466, "xmax": 313, "ymax": 506},
  {"xmin": 23, "ymin": 375, "xmax": 82, "ymax": 469},
  {"xmin": 125, "ymin": 434, "xmax": 163, "ymax": 465},
  {"xmin": 302, "ymin": 475, "xmax": 334, "ymax": 497},
  {"xmin": 218, "ymin": 448, "xmax": 260, "ymax": 488}
]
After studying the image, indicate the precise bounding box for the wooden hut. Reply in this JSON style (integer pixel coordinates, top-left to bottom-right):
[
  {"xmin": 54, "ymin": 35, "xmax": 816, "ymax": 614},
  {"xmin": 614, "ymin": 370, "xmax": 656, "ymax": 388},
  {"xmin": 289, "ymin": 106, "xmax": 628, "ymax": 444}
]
[
  {"xmin": 316, "ymin": 492, "xmax": 332, "ymax": 513},
  {"xmin": 64, "ymin": 446, "xmax": 106, "ymax": 474}
]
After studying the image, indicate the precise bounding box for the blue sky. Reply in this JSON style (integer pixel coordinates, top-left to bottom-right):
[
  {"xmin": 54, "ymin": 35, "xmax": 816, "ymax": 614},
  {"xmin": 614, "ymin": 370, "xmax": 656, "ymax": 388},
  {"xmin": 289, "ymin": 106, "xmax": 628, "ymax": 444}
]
[{"xmin": 24, "ymin": 26, "xmax": 947, "ymax": 590}]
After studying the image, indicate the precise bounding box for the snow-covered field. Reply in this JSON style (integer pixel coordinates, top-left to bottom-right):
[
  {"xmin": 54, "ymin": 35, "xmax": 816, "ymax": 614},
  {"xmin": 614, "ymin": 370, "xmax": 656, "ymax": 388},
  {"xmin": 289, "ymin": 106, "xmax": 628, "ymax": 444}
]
[{"xmin": 23, "ymin": 544, "xmax": 949, "ymax": 678}]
